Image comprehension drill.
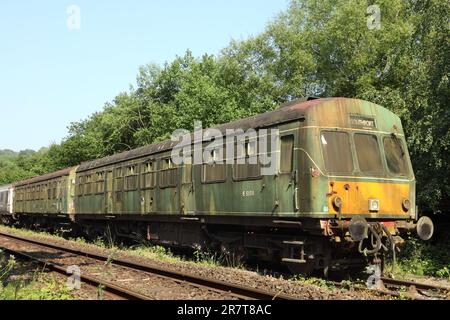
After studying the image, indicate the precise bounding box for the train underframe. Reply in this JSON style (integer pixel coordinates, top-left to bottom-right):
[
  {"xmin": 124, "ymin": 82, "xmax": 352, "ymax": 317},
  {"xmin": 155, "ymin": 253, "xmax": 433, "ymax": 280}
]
[{"xmin": 1, "ymin": 212, "xmax": 427, "ymax": 277}]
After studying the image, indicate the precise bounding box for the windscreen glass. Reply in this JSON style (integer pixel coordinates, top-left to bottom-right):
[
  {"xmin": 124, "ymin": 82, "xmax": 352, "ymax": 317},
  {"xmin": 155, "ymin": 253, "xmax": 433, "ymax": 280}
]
[
  {"xmin": 354, "ymin": 134, "xmax": 383, "ymax": 174},
  {"xmin": 321, "ymin": 131, "xmax": 353, "ymax": 173},
  {"xmin": 383, "ymin": 136, "xmax": 410, "ymax": 176}
]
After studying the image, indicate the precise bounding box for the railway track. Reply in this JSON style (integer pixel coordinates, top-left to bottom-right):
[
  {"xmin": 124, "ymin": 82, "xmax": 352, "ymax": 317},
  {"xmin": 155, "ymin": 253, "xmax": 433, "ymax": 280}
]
[
  {"xmin": 0, "ymin": 231, "xmax": 297, "ymax": 300},
  {"xmin": 328, "ymin": 273, "xmax": 450, "ymax": 300},
  {"xmin": 377, "ymin": 276, "xmax": 450, "ymax": 300}
]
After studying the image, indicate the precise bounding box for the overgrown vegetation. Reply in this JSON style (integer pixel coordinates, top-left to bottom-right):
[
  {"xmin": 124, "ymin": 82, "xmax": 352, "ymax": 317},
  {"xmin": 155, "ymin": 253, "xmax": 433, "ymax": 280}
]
[
  {"xmin": 390, "ymin": 237, "xmax": 450, "ymax": 279},
  {"xmin": 0, "ymin": 0, "xmax": 448, "ymax": 214},
  {"xmin": 0, "ymin": 225, "xmax": 244, "ymax": 270},
  {"xmin": 291, "ymin": 274, "xmax": 337, "ymax": 290},
  {"xmin": 193, "ymin": 249, "xmax": 245, "ymax": 269},
  {"xmin": 0, "ymin": 249, "xmax": 73, "ymax": 300}
]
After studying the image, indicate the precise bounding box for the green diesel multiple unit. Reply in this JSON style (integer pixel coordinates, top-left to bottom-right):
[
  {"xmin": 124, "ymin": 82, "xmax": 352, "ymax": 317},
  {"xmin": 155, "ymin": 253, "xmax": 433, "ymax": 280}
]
[{"xmin": 0, "ymin": 98, "xmax": 433, "ymax": 275}]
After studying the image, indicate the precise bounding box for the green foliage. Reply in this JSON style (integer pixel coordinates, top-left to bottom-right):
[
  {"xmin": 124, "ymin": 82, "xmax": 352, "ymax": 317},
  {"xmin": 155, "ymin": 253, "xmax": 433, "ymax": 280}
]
[
  {"xmin": 0, "ymin": 251, "xmax": 72, "ymax": 300},
  {"xmin": 0, "ymin": 0, "xmax": 448, "ymax": 214},
  {"xmin": 291, "ymin": 274, "xmax": 336, "ymax": 290},
  {"xmin": 130, "ymin": 244, "xmax": 182, "ymax": 264},
  {"xmin": 0, "ymin": 278, "xmax": 73, "ymax": 300},
  {"xmin": 0, "ymin": 149, "xmax": 58, "ymax": 185},
  {"xmin": 0, "ymin": 250, "xmax": 16, "ymax": 282},
  {"xmin": 193, "ymin": 249, "xmax": 245, "ymax": 269},
  {"xmin": 392, "ymin": 237, "xmax": 450, "ymax": 279}
]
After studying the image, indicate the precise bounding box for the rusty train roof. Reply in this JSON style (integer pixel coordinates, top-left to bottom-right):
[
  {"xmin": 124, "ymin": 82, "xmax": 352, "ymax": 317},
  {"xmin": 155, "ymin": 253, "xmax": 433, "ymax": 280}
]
[
  {"xmin": 14, "ymin": 167, "xmax": 74, "ymax": 187},
  {"xmin": 76, "ymin": 97, "xmax": 336, "ymax": 172}
]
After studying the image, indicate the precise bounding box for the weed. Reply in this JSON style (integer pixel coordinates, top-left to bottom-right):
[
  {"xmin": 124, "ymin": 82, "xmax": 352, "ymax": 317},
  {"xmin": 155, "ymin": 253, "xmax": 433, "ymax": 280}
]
[
  {"xmin": 389, "ymin": 236, "xmax": 450, "ymax": 279},
  {"xmin": 97, "ymin": 284, "xmax": 106, "ymax": 300},
  {"xmin": 290, "ymin": 274, "xmax": 336, "ymax": 290}
]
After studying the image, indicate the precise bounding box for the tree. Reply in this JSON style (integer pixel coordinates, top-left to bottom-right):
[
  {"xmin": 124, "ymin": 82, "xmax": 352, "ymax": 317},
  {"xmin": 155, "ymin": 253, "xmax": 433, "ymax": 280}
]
[{"xmin": 1, "ymin": 0, "xmax": 447, "ymax": 214}]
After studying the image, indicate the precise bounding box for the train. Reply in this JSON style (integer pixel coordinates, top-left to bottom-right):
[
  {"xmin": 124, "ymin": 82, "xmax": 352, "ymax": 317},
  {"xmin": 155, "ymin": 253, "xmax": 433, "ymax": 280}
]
[{"xmin": 0, "ymin": 97, "xmax": 434, "ymax": 276}]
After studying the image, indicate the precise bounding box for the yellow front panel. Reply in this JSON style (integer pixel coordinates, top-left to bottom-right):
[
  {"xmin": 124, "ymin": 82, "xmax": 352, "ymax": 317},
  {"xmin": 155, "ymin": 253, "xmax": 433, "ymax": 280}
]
[{"xmin": 329, "ymin": 180, "xmax": 411, "ymax": 216}]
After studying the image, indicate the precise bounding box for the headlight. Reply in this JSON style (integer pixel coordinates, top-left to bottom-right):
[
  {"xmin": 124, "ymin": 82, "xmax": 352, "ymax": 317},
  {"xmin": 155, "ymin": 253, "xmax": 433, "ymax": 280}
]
[
  {"xmin": 369, "ymin": 199, "xmax": 380, "ymax": 212},
  {"xmin": 402, "ymin": 199, "xmax": 411, "ymax": 211},
  {"xmin": 333, "ymin": 196, "xmax": 343, "ymax": 209}
]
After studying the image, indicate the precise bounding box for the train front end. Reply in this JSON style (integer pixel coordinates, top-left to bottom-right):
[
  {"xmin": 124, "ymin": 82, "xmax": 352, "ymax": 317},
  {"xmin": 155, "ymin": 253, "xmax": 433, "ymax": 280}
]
[{"xmin": 302, "ymin": 98, "xmax": 433, "ymax": 269}]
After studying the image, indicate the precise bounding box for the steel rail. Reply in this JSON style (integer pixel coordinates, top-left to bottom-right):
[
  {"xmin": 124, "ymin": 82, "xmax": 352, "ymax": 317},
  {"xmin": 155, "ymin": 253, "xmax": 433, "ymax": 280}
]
[
  {"xmin": 0, "ymin": 245, "xmax": 152, "ymax": 300},
  {"xmin": 0, "ymin": 231, "xmax": 296, "ymax": 300},
  {"xmin": 380, "ymin": 277, "xmax": 450, "ymax": 293}
]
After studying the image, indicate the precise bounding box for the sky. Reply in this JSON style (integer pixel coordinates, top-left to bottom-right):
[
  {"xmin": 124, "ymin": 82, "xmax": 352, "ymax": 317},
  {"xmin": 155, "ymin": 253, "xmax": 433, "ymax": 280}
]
[{"xmin": 0, "ymin": 0, "xmax": 289, "ymax": 152}]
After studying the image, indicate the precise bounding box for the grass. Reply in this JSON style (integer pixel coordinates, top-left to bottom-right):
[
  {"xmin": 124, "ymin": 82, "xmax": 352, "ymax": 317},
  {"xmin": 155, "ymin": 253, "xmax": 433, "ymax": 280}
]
[
  {"xmin": 193, "ymin": 249, "xmax": 245, "ymax": 269},
  {"xmin": 290, "ymin": 274, "xmax": 337, "ymax": 290},
  {"xmin": 127, "ymin": 244, "xmax": 183, "ymax": 264},
  {"xmin": 388, "ymin": 237, "xmax": 450, "ymax": 279},
  {"xmin": 0, "ymin": 277, "xmax": 74, "ymax": 300},
  {"xmin": 0, "ymin": 249, "xmax": 73, "ymax": 300},
  {"xmin": 0, "ymin": 225, "xmax": 245, "ymax": 270}
]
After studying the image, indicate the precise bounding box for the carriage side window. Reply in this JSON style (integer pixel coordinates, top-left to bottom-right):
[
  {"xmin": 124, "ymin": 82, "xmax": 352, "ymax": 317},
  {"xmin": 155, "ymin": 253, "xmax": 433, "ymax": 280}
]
[
  {"xmin": 321, "ymin": 131, "xmax": 354, "ymax": 173},
  {"xmin": 202, "ymin": 149, "xmax": 226, "ymax": 183},
  {"xmin": 95, "ymin": 172, "xmax": 105, "ymax": 194},
  {"xmin": 182, "ymin": 156, "xmax": 193, "ymax": 184},
  {"xmin": 125, "ymin": 165, "xmax": 138, "ymax": 191},
  {"xmin": 114, "ymin": 168, "xmax": 123, "ymax": 192},
  {"xmin": 56, "ymin": 181, "xmax": 61, "ymax": 199},
  {"xmin": 160, "ymin": 158, "xmax": 178, "ymax": 188},
  {"xmin": 354, "ymin": 134, "xmax": 383, "ymax": 174},
  {"xmin": 76, "ymin": 177, "xmax": 84, "ymax": 196},
  {"xmin": 383, "ymin": 136, "xmax": 409, "ymax": 176},
  {"xmin": 84, "ymin": 176, "xmax": 92, "ymax": 195},
  {"xmin": 233, "ymin": 138, "xmax": 261, "ymax": 181},
  {"xmin": 53, "ymin": 182, "xmax": 57, "ymax": 199},
  {"xmin": 280, "ymin": 135, "xmax": 294, "ymax": 173},
  {"xmin": 140, "ymin": 161, "xmax": 157, "ymax": 189}
]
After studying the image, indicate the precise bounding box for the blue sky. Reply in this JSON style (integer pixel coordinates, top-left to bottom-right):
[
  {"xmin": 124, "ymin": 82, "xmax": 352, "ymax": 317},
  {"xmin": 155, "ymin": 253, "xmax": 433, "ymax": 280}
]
[{"xmin": 0, "ymin": 0, "xmax": 288, "ymax": 151}]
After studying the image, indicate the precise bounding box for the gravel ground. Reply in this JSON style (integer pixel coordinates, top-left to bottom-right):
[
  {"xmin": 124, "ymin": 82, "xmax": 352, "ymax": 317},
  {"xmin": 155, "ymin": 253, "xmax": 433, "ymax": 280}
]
[
  {"xmin": 0, "ymin": 227, "xmax": 394, "ymax": 300},
  {"xmin": 0, "ymin": 234, "xmax": 239, "ymax": 300}
]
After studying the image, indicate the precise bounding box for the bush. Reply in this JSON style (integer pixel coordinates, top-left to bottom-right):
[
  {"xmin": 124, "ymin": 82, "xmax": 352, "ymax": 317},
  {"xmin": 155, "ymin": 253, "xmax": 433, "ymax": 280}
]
[{"xmin": 393, "ymin": 237, "xmax": 450, "ymax": 279}]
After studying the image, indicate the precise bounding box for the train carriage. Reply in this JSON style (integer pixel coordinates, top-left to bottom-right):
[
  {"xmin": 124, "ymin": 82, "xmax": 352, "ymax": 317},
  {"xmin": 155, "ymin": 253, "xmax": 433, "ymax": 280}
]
[
  {"xmin": 0, "ymin": 184, "xmax": 14, "ymax": 216},
  {"xmin": 3, "ymin": 97, "xmax": 434, "ymax": 275},
  {"xmin": 11, "ymin": 167, "xmax": 77, "ymax": 228}
]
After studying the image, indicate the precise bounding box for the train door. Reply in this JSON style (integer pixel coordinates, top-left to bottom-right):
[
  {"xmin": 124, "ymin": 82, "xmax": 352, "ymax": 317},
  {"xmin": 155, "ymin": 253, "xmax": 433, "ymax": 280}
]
[
  {"xmin": 180, "ymin": 155, "xmax": 195, "ymax": 215},
  {"xmin": 106, "ymin": 170, "xmax": 113, "ymax": 214},
  {"xmin": 276, "ymin": 126, "xmax": 299, "ymax": 214},
  {"xmin": 140, "ymin": 161, "xmax": 156, "ymax": 214}
]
